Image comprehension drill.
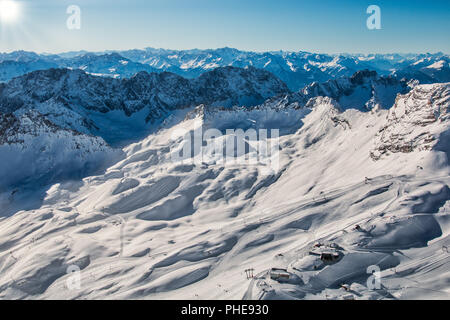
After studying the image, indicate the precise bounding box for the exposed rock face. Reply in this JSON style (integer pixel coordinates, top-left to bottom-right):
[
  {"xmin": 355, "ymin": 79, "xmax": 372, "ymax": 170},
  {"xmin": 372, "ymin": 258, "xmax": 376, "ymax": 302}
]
[
  {"xmin": 371, "ymin": 83, "xmax": 450, "ymax": 160},
  {"xmin": 259, "ymin": 70, "xmax": 411, "ymax": 113},
  {"xmin": 296, "ymin": 70, "xmax": 410, "ymax": 111}
]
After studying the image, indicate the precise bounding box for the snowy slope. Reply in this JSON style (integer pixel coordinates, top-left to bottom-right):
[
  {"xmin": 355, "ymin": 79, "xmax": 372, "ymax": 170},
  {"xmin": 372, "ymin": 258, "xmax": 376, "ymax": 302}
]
[{"xmin": 0, "ymin": 82, "xmax": 448, "ymax": 300}]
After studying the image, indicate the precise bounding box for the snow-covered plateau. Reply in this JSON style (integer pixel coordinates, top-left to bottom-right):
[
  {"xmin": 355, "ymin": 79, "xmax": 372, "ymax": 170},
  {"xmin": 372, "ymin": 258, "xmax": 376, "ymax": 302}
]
[{"xmin": 0, "ymin": 65, "xmax": 448, "ymax": 300}]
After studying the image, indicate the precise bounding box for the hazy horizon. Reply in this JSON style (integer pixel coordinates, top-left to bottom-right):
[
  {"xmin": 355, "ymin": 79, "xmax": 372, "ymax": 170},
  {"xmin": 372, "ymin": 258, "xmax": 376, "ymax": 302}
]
[{"xmin": 2, "ymin": 46, "xmax": 449, "ymax": 56}]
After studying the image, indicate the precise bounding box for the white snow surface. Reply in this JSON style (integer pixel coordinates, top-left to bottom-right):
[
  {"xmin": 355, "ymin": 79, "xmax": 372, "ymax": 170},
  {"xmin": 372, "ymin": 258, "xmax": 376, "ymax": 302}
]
[{"xmin": 0, "ymin": 84, "xmax": 449, "ymax": 300}]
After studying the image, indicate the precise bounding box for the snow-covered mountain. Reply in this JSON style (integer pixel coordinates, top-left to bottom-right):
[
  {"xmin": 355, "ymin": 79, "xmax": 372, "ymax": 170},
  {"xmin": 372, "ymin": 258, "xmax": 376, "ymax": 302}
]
[
  {"xmin": 0, "ymin": 66, "xmax": 289, "ymax": 143},
  {"xmin": 254, "ymin": 69, "xmax": 412, "ymax": 116},
  {"xmin": 0, "ymin": 52, "xmax": 158, "ymax": 83},
  {"xmin": 0, "ymin": 51, "xmax": 53, "ymax": 63},
  {"xmin": 0, "ymin": 67, "xmax": 420, "ymax": 193},
  {"xmin": 0, "ymin": 65, "xmax": 290, "ymax": 190},
  {"xmin": 0, "ymin": 111, "xmax": 121, "ymax": 191},
  {"xmin": 1, "ymin": 49, "xmax": 449, "ymax": 90},
  {"xmin": 0, "ymin": 59, "xmax": 58, "ymax": 82},
  {"xmin": 110, "ymin": 48, "xmax": 450, "ymax": 90},
  {"xmin": 0, "ymin": 51, "xmax": 62, "ymax": 82},
  {"xmin": 392, "ymin": 56, "xmax": 450, "ymax": 84},
  {"xmin": 296, "ymin": 70, "xmax": 411, "ymax": 111},
  {"xmin": 0, "ymin": 55, "xmax": 448, "ymax": 301},
  {"xmin": 65, "ymin": 53, "xmax": 159, "ymax": 79}
]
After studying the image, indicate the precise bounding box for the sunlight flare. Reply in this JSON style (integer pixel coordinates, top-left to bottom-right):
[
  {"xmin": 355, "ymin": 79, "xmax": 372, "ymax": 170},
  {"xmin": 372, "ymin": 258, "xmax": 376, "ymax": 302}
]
[{"xmin": 0, "ymin": 0, "xmax": 20, "ymax": 24}]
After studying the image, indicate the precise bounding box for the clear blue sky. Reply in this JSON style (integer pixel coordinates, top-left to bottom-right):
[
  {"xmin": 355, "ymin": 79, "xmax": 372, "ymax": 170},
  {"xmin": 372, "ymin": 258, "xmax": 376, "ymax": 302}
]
[{"xmin": 1, "ymin": 0, "xmax": 449, "ymax": 53}]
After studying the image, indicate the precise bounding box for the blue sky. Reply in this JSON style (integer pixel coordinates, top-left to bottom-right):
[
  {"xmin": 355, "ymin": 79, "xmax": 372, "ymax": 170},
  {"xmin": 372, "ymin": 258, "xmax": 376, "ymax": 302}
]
[{"xmin": 1, "ymin": 0, "xmax": 449, "ymax": 53}]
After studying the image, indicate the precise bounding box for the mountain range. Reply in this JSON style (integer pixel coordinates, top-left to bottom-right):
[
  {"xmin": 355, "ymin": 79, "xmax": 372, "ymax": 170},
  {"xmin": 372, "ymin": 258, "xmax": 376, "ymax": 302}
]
[
  {"xmin": 1, "ymin": 48, "xmax": 449, "ymax": 90},
  {"xmin": 0, "ymin": 48, "xmax": 448, "ymax": 300},
  {"xmin": 0, "ymin": 63, "xmax": 442, "ymax": 191}
]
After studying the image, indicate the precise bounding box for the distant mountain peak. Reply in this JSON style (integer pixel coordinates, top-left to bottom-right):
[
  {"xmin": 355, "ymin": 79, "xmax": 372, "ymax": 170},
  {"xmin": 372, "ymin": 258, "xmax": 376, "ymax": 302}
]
[{"xmin": 350, "ymin": 69, "xmax": 378, "ymax": 85}]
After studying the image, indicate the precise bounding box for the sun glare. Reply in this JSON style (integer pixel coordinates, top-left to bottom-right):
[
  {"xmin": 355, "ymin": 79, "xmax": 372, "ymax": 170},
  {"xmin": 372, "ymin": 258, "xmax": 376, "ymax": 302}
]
[{"xmin": 0, "ymin": 0, "xmax": 20, "ymax": 24}]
